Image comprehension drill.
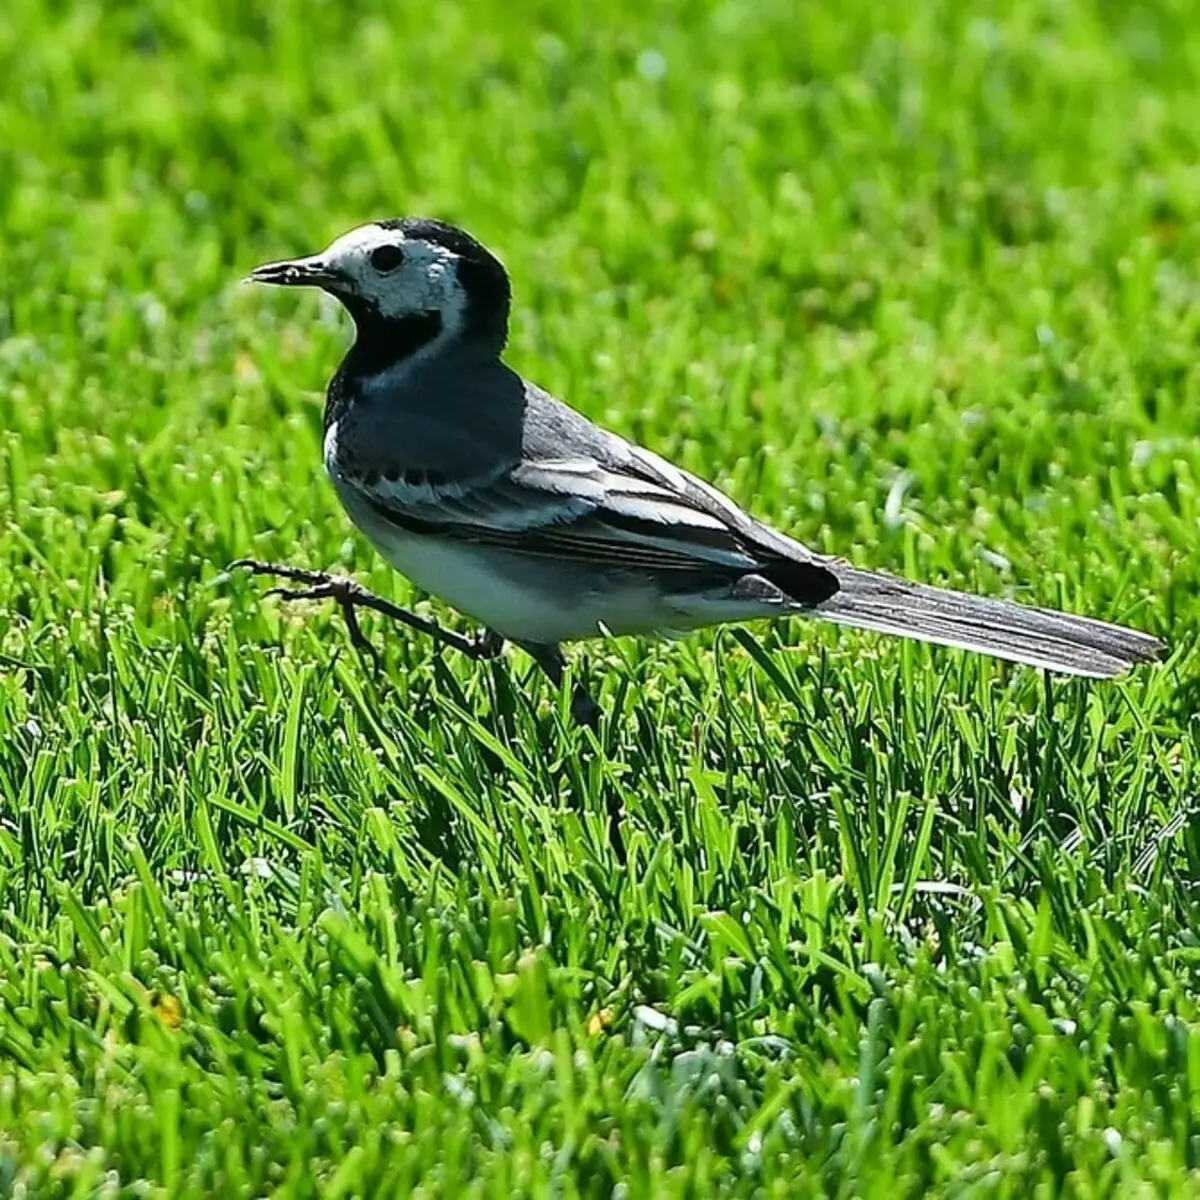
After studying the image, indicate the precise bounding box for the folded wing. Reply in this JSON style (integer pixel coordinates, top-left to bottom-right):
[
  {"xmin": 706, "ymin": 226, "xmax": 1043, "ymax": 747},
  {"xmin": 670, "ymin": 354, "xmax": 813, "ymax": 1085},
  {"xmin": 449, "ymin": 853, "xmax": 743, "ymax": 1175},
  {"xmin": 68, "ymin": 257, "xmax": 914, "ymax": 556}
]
[{"xmin": 352, "ymin": 454, "xmax": 841, "ymax": 599}]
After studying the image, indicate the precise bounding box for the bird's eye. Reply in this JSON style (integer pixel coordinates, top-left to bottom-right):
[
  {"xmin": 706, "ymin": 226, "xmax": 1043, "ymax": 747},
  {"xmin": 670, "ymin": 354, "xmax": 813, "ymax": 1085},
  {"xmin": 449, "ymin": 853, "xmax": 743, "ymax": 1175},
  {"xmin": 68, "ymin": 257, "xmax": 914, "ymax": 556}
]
[{"xmin": 369, "ymin": 244, "xmax": 405, "ymax": 273}]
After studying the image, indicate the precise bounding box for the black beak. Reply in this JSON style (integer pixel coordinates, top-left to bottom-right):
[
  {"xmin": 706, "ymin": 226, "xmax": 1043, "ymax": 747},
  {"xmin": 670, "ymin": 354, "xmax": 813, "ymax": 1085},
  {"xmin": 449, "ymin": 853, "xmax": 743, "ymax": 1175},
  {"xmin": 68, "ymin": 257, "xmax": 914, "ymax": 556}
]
[{"xmin": 248, "ymin": 255, "xmax": 344, "ymax": 288}]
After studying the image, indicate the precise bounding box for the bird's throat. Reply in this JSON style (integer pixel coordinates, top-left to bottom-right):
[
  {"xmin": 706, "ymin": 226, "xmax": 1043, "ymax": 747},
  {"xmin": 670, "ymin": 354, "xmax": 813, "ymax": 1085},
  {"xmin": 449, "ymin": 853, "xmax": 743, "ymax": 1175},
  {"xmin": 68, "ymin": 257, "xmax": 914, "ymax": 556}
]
[
  {"xmin": 323, "ymin": 308, "xmax": 445, "ymax": 430},
  {"xmin": 347, "ymin": 306, "xmax": 445, "ymax": 375}
]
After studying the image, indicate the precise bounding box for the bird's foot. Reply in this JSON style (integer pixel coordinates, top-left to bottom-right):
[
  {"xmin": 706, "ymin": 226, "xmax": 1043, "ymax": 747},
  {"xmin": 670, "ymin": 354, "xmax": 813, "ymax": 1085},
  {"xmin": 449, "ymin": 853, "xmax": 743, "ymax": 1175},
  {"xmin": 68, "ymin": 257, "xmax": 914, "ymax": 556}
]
[
  {"xmin": 470, "ymin": 627, "xmax": 507, "ymax": 661},
  {"xmin": 229, "ymin": 559, "xmax": 501, "ymax": 664}
]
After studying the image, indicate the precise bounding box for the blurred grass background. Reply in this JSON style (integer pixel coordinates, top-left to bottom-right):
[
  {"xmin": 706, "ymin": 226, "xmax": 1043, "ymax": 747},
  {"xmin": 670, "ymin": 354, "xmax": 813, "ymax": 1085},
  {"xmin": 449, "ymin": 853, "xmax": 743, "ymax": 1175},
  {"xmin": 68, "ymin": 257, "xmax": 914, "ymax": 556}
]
[{"xmin": 1, "ymin": 0, "xmax": 1199, "ymax": 1193}]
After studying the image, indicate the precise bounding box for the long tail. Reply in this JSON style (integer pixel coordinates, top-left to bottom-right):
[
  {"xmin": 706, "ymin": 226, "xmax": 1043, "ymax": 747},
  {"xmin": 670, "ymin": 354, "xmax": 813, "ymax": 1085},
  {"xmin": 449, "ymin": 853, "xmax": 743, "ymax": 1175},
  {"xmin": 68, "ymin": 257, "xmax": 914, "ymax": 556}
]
[{"xmin": 815, "ymin": 565, "xmax": 1163, "ymax": 678}]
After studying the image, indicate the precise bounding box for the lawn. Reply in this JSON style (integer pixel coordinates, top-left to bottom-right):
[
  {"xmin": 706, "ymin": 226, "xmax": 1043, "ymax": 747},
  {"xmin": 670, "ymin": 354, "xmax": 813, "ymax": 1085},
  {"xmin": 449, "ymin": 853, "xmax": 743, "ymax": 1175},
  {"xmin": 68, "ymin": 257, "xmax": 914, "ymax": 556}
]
[{"xmin": 2, "ymin": 0, "xmax": 1199, "ymax": 1193}]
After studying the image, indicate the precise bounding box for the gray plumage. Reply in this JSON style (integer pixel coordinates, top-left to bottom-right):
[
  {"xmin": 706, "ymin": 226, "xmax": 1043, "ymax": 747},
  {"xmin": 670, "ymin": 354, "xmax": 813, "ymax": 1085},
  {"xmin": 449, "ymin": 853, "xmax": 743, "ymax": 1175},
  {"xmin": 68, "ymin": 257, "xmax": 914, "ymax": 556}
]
[{"xmin": 250, "ymin": 218, "xmax": 1163, "ymax": 690}]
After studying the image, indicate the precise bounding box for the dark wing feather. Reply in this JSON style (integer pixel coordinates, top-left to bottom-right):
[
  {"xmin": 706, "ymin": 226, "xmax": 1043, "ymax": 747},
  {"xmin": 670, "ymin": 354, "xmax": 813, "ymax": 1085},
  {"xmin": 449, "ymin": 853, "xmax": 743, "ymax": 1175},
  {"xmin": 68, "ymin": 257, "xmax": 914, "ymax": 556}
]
[{"xmin": 354, "ymin": 456, "xmax": 839, "ymax": 599}]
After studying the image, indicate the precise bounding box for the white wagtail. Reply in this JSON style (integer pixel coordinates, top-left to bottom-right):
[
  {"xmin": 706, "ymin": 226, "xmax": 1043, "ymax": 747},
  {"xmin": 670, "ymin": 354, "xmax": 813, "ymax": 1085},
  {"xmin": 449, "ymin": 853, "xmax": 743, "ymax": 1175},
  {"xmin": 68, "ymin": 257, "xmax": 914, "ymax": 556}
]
[{"xmin": 238, "ymin": 218, "xmax": 1163, "ymax": 723}]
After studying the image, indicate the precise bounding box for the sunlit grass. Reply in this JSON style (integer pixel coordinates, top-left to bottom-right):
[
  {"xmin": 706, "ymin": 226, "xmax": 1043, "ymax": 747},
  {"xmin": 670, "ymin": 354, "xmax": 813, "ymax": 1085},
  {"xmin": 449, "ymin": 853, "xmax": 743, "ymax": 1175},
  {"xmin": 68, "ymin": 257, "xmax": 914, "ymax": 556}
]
[{"xmin": 1, "ymin": 0, "xmax": 1199, "ymax": 1192}]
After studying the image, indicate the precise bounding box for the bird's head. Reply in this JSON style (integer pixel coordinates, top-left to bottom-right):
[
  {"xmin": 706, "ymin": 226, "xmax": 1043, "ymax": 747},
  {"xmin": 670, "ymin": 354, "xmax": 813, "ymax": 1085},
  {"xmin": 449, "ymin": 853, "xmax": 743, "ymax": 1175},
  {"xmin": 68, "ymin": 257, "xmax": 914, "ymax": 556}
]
[{"xmin": 251, "ymin": 218, "xmax": 511, "ymax": 355}]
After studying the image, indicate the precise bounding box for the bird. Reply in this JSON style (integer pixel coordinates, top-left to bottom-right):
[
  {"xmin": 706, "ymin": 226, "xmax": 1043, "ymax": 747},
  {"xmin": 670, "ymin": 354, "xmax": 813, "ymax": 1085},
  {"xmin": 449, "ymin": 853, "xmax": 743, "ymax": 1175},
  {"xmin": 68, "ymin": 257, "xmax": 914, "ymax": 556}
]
[{"xmin": 242, "ymin": 217, "xmax": 1163, "ymax": 724}]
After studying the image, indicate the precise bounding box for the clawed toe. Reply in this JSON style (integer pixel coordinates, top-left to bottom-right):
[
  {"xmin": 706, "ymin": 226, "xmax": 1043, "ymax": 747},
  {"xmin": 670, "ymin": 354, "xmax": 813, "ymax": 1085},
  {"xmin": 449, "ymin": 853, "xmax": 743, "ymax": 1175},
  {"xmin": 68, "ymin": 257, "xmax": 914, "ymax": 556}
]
[
  {"xmin": 472, "ymin": 629, "xmax": 506, "ymax": 660},
  {"xmin": 264, "ymin": 584, "xmax": 334, "ymax": 603},
  {"xmin": 231, "ymin": 559, "xmax": 492, "ymax": 661},
  {"xmin": 230, "ymin": 559, "xmax": 333, "ymax": 589}
]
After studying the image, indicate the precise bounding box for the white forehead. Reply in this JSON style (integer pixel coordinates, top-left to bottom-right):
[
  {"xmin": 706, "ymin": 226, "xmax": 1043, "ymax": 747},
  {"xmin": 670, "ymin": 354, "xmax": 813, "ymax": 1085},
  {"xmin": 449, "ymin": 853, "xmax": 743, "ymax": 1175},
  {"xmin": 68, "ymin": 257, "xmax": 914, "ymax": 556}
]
[{"xmin": 323, "ymin": 224, "xmax": 456, "ymax": 278}]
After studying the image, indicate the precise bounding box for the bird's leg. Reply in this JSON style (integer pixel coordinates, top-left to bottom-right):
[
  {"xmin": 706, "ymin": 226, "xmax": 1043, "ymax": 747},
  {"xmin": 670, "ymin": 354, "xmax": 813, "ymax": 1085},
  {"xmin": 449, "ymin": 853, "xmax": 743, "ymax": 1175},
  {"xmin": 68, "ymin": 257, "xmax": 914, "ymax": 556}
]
[
  {"xmin": 517, "ymin": 641, "xmax": 622, "ymax": 856},
  {"xmin": 517, "ymin": 640, "xmax": 602, "ymax": 729},
  {"xmin": 229, "ymin": 560, "xmax": 506, "ymax": 664}
]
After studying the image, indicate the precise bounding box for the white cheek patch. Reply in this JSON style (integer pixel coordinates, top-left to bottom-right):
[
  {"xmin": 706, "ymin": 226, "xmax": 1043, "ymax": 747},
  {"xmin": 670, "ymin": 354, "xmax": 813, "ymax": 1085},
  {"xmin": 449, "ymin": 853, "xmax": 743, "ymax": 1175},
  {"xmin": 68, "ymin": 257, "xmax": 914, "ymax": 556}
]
[
  {"xmin": 320, "ymin": 225, "xmax": 467, "ymax": 334},
  {"xmin": 385, "ymin": 243, "xmax": 460, "ymax": 324},
  {"xmin": 375, "ymin": 271, "xmax": 436, "ymax": 319}
]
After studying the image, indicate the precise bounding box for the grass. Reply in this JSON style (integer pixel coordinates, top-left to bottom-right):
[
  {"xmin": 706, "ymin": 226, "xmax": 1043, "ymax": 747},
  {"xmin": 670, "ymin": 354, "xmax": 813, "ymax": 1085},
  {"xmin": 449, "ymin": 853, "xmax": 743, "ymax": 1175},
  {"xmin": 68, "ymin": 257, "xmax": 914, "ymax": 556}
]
[{"xmin": 1, "ymin": 0, "xmax": 1199, "ymax": 1192}]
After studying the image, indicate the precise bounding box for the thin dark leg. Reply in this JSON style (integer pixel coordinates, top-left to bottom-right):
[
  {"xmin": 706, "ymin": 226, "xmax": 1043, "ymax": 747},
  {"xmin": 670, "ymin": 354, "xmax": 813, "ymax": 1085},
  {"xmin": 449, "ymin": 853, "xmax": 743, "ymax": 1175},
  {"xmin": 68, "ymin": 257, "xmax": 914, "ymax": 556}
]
[
  {"xmin": 517, "ymin": 641, "xmax": 602, "ymax": 729},
  {"xmin": 518, "ymin": 641, "xmax": 622, "ymax": 858},
  {"xmin": 230, "ymin": 560, "xmax": 506, "ymax": 663}
]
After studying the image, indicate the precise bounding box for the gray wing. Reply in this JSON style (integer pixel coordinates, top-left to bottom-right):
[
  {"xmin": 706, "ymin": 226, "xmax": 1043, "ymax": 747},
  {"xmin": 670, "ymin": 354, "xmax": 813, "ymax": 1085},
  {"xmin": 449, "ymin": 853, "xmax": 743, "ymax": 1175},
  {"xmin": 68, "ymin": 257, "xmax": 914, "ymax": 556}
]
[
  {"xmin": 359, "ymin": 457, "xmax": 791, "ymax": 574},
  {"xmin": 336, "ymin": 367, "xmax": 839, "ymax": 601}
]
